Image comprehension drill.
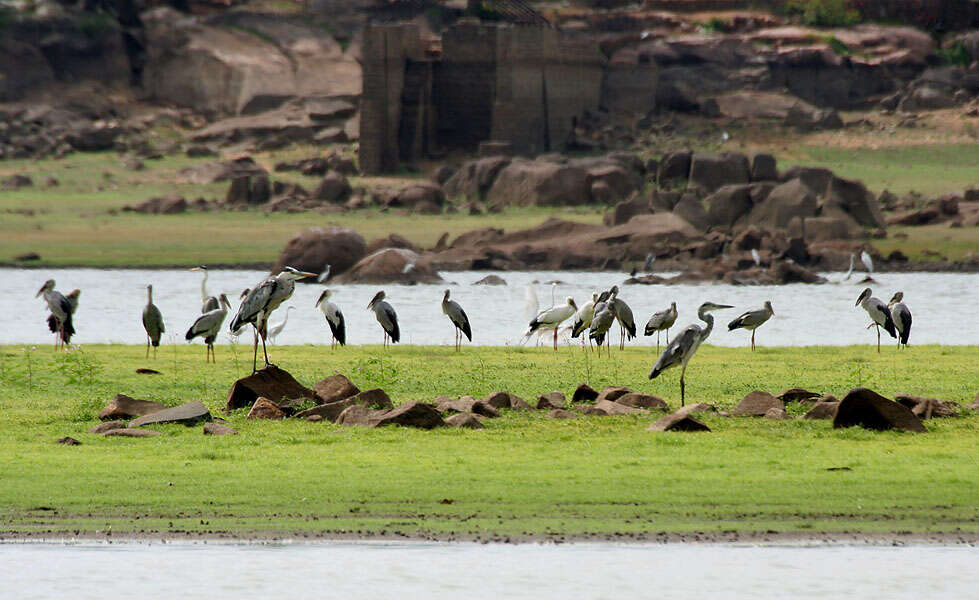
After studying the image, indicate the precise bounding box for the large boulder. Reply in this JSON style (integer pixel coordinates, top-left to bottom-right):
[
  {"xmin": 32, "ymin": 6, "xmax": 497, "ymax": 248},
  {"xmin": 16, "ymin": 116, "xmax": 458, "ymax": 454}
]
[
  {"xmin": 442, "ymin": 156, "xmax": 511, "ymax": 201},
  {"xmin": 647, "ymin": 412, "xmax": 711, "ymax": 432},
  {"xmin": 823, "ymin": 176, "xmax": 885, "ymax": 229},
  {"xmin": 486, "ymin": 160, "xmax": 591, "ymax": 207},
  {"xmin": 273, "ymin": 226, "xmax": 366, "ymax": 276},
  {"xmin": 333, "ymin": 248, "xmax": 442, "ymax": 284},
  {"xmin": 744, "ymin": 178, "xmax": 818, "ymax": 229},
  {"xmin": 732, "ymin": 391, "xmax": 784, "ymax": 416},
  {"xmin": 833, "ymin": 387, "xmax": 927, "ymax": 433},
  {"xmin": 370, "ymin": 401, "xmax": 445, "ymax": 429},
  {"xmin": 688, "ymin": 152, "xmax": 750, "ymax": 194},
  {"xmin": 604, "ymin": 196, "xmax": 651, "ymax": 226},
  {"xmin": 672, "ymin": 193, "xmax": 712, "ymax": 231},
  {"xmin": 225, "ymin": 365, "xmax": 315, "ymax": 414},
  {"xmin": 388, "ymin": 182, "xmax": 446, "ymax": 212},
  {"xmin": 98, "ymin": 395, "xmax": 166, "ymax": 421},
  {"xmin": 704, "ymin": 184, "xmax": 753, "ymax": 230},
  {"xmin": 130, "ymin": 401, "xmax": 212, "ymax": 427},
  {"xmin": 657, "ymin": 150, "xmax": 692, "ymax": 187},
  {"xmin": 314, "ymin": 374, "xmax": 360, "ymax": 404},
  {"xmin": 313, "ymin": 171, "xmax": 352, "ymax": 204},
  {"xmin": 585, "ymin": 163, "xmax": 642, "ymax": 204}
]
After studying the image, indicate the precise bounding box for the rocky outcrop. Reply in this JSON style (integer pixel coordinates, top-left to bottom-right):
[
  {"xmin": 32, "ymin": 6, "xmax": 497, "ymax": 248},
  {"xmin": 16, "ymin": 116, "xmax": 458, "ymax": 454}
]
[
  {"xmin": 833, "ymin": 387, "xmax": 927, "ymax": 433},
  {"xmin": 273, "ymin": 227, "xmax": 367, "ymax": 278},
  {"xmin": 732, "ymin": 391, "xmax": 784, "ymax": 416},
  {"xmin": 333, "ymin": 248, "xmax": 443, "ymax": 284},
  {"xmin": 98, "ymin": 394, "xmax": 165, "ymax": 421},
  {"xmin": 130, "ymin": 401, "xmax": 212, "ymax": 427},
  {"xmin": 225, "ymin": 365, "xmax": 315, "ymax": 414}
]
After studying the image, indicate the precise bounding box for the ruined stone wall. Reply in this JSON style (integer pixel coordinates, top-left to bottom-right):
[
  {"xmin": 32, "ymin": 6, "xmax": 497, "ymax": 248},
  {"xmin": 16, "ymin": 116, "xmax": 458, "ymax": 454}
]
[{"xmin": 436, "ymin": 22, "xmax": 498, "ymax": 151}]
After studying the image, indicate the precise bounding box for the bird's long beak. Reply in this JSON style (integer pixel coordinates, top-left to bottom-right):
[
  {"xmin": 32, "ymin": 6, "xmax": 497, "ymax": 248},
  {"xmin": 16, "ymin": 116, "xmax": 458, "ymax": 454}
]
[
  {"xmin": 35, "ymin": 285, "xmax": 44, "ymax": 298},
  {"xmin": 716, "ymin": 304, "xmax": 733, "ymax": 309},
  {"xmin": 854, "ymin": 296, "xmax": 862, "ymax": 307},
  {"xmin": 297, "ymin": 271, "xmax": 317, "ymax": 279}
]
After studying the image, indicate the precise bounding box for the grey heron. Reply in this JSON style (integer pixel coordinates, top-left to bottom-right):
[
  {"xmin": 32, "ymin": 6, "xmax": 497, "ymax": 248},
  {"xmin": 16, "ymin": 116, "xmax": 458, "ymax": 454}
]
[
  {"xmin": 888, "ymin": 291, "xmax": 912, "ymax": 348},
  {"xmin": 48, "ymin": 288, "xmax": 80, "ymax": 338},
  {"xmin": 644, "ymin": 301, "xmax": 678, "ymax": 351},
  {"xmin": 141, "ymin": 284, "xmax": 165, "ymax": 358},
  {"xmin": 230, "ymin": 288, "xmax": 251, "ymax": 339},
  {"xmin": 315, "ymin": 289, "xmax": 346, "ymax": 348},
  {"xmin": 230, "ymin": 267, "xmax": 317, "ymax": 371},
  {"xmin": 649, "ymin": 301, "xmax": 732, "ymax": 405},
  {"xmin": 644, "ymin": 252, "xmax": 656, "ymax": 273},
  {"xmin": 527, "ymin": 296, "xmax": 577, "ymax": 350},
  {"xmin": 36, "ymin": 279, "xmax": 74, "ymax": 350},
  {"xmin": 186, "ymin": 293, "xmax": 231, "ymax": 363},
  {"xmin": 570, "ymin": 292, "xmax": 599, "ymax": 350},
  {"xmin": 267, "ymin": 306, "xmax": 295, "ymax": 345},
  {"xmin": 588, "ymin": 296, "xmax": 616, "ymax": 358},
  {"xmin": 855, "ymin": 288, "xmax": 896, "ymax": 353},
  {"xmin": 190, "ymin": 266, "xmax": 220, "ymax": 313},
  {"xmin": 441, "ymin": 289, "xmax": 472, "ymax": 351},
  {"xmin": 727, "ymin": 300, "xmax": 775, "ymax": 351},
  {"xmin": 608, "ymin": 285, "xmax": 636, "ymax": 350},
  {"xmin": 368, "ymin": 290, "xmax": 400, "ymax": 347}
]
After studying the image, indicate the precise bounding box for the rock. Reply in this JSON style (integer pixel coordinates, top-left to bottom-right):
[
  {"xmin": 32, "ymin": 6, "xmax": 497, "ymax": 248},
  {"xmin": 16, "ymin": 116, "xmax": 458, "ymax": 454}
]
[
  {"xmin": 647, "ymin": 412, "xmax": 711, "ymax": 432},
  {"xmin": 295, "ymin": 398, "xmax": 363, "ymax": 423},
  {"xmin": 657, "ymin": 150, "xmax": 692, "ymax": 187},
  {"xmin": 130, "ymin": 401, "xmax": 211, "ymax": 427},
  {"xmin": 704, "ymin": 184, "xmax": 753, "ymax": 230},
  {"xmin": 226, "ymin": 365, "xmax": 315, "ymax": 414},
  {"xmin": 88, "ymin": 421, "xmax": 128, "ymax": 434},
  {"xmin": 306, "ymin": 415, "xmax": 324, "ymax": 422},
  {"xmin": 572, "ymin": 383, "xmax": 599, "ymax": 404},
  {"xmin": 894, "ymin": 394, "xmax": 959, "ymax": 419},
  {"xmin": 371, "ymin": 401, "xmax": 445, "ymax": 429},
  {"xmin": 128, "ymin": 195, "xmax": 189, "ymax": 215},
  {"xmin": 833, "ymin": 388, "xmax": 927, "ymax": 433},
  {"xmin": 474, "ymin": 275, "xmax": 507, "ymax": 286},
  {"xmin": 15, "ymin": 252, "xmax": 41, "ymax": 262},
  {"xmin": 102, "ymin": 429, "xmax": 162, "ymax": 438},
  {"xmin": 389, "ymin": 182, "xmax": 446, "ymax": 211},
  {"xmin": 547, "ymin": 409, "xmax": 579, "ymax": 419},
  {"xmin": 777, "ymin": 388, "xmax": 821, "ymax": 403},
  {"xmin": 887, "ymin": 207, "xmax": 940, "ymax": 226},
  {"xmin": 366, "ymin": 234, "xmax": 421, "ymax": 255},
  {"xmin": 57, "ymin": 436, "xmax": 82, "ymax": 445},
  {"xmin": 203, "ymin": 422, "xmax": 238, "ymax": 435},
  {"xmin": 802, "ymin": 216, "xmax": 857, "ymax": 241},
  {"xmin": 672, "ymin": 193, "xmax": 712, "ymax": 232},
  {"xmin": 899, "ymin": 86, "xmax": 956, "ymax": 111},
  {"xmin": 825, "ymin": 176, "xmax": 885, "ymax": 229},
  {"xmin": 186, "ymin": 145, "xmax": 216, "ymax": 158},
  {"xmin": 615, "ymin": 393, "xmax": 669, "ymax": 411},
  {"xmin": 537, "ymin": 392, "xmax": 567, "ymax": 410},
  {"xmin": 485, "ymin": 159, "xmax": 590, "ymax": 207},
  {"xmin": 334, "ymin": 248, "xmax": 442, "ymax": 284},
  {"xmin": 314, "ymin": 374, "xmax": 360, "ymax": 404},
  {"xmin": 594, "ymin": 399, "xmax": 647, "ymax": 415},
  {"xmin": 482, "ymin": 391, "xmax": 512, "ymax": 410},
  {"xmin": 585, "ymin": 163, "xmax": 642, "ymax": 203},
  {"xmin": 688, "ymin": 152, "xmax": 750, "ymax": 194},
  {"xmin": 804, "ymin": 402, "xmax": 839, "ymax": 420},
  {"xmin": 443, "ymin": 156, "xmax": 511, "ymax": 201},
  {"xmin": 732, "ymin": 391, "xmax": 784, "ymax": 416},
  {"xmin": 604, "ymin": 196, "xmax": 652, "ymax": 226},
  {"xmin": 595, "ymin": 386, "xmax": 631, "ymax": 404},
  {"xmin": 674, "ymin": 403, "xmax": 716, "ymax": 416},
  {"xmin": 744, "ymin": 178, "xmax": 817, "ymax": 229},
  {"xmin": 179, "ymin": 157, "xmax": 267, "ymax": 185},
  {"xmin": 764, "ymin": 407, "xmax": 791, "ymax": 420},
  {"xmin": 2, "ymin": 174, "xmax": 33, "ymax": 190},
  {"xmin": 336, "ymin": 405, "xmax": 377, "ymax": 427},
  {"xmin": 98, "ymin": 395, "xmax": 166, "ymax": 421},
  {"xmin": 508, "ymin": 395, "xmax": 533, "ymax": 411},
  {"xmin": 247, "ymin": 397, "xmax": 286, "ymax": 420},
  {"xmin": 750, "ymin": 153, "xmax": 778, "ymax": 182},
  {"xmin": 436, "ymin": 396, "xmax": 476, "ymax": 413},
  {"xmin": 313, "ymin": 171, "xmax": 352, "ymax": 204},
  {"xmin": 273, "ymin": 227, "xmax": 367, "ymax": 277},
  {"xmin": 471, "ymin": 401, "xmax": 501, "ymax": 418},
  {"xmin": 971, "ymin": 393, "xmax": 979, "ymax": 410},
  {"xmin": 445, "ymin": 413, "xmax": 485, "ymax": 429}
]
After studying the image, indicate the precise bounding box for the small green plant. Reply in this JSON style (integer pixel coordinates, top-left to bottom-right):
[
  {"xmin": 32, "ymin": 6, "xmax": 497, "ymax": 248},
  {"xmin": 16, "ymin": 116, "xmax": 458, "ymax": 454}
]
[
  {"xmin": 785, "ymin": 0, "xmax": 860, "ymax": 27},
  {"xmin": 824, "ymin": 35, "xmax": 851, "ymax": 56},
  {"xmin": 938, "ymin": 41, "xmax": 971, "ymax": 66},
  {"xmin": 700, "ymin": 17, "xmax": 729, "ymax": 33},
  {"xmin": 54, "ymin": 346, "xmax": 103, "ymax": 386}
]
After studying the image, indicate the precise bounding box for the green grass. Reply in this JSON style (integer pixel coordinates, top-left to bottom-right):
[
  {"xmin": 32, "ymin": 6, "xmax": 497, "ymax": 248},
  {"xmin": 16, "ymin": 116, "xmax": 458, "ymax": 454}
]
[{"xmin": 1, "ymin": 344, "xmax": 977, "ymax": 541}]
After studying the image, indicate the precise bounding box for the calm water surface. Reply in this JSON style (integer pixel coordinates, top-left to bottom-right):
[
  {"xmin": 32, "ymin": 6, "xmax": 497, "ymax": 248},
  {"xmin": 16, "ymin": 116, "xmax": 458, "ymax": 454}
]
[
  {"xmin": 3, "ymin": 268, "xmax": 977, "ymax": 347},
  {"xmin": 0, "ymin": 541, "xmax": 975, "ymax": 599}
]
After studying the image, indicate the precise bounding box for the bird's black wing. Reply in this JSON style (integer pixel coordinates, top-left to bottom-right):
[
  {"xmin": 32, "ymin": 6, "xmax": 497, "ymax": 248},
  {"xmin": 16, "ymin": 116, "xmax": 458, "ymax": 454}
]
[
  {"xmin": 230, "ymin": 277, "xmax": 275, "ymax": 332},
  {"xmin": 897, "ymin": 306, "xmax": 911, "ymax": 345},
  {"xmin": 329, "ymin": 307, "xmax": 346, "ymax": 346},
  {"xmin": 456, "ymin": 303, "xmax": 472, "ymax": 341},
  {"xmin": 382, "ymin": 302, "xmax": 400, "ymax": 343}
]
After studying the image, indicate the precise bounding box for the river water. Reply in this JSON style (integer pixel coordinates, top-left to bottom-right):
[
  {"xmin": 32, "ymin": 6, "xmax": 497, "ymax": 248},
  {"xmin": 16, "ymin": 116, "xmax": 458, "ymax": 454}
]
[
  {"xmin": 0, "ymin": 541, "xmax": 975, "ymax": 599},
  {"xmin": 3, "ymin": 268, "xmax": 977, "ymax": 347}
]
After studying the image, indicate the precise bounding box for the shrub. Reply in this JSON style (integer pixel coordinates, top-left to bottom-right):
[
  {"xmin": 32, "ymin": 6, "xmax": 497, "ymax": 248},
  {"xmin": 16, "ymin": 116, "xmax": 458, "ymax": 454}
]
[{"xmin": 785, "ymin": 0, "xmax": 861, "ymax": 27}]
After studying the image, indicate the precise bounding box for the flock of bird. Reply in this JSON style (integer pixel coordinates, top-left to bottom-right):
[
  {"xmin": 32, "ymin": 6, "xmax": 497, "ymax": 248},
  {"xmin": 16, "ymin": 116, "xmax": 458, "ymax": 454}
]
[{"xmin": 35, "ymin": 258, "xmax": 912, "ymax": 404}]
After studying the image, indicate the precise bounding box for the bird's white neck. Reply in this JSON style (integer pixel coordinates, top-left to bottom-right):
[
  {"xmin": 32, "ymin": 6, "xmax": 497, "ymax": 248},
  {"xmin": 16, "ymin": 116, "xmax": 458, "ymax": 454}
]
[{"xmin": 200, "ymin": 271, "xmax": 209, "ymax": 302}]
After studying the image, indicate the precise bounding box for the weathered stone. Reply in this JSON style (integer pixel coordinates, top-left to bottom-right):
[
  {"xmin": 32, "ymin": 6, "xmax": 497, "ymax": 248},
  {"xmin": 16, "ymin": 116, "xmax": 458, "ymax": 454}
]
[
  {"xmin": 672, "ymin": 193, "xmax": 711, "ymax": 232},
  {"xmin": 352, "ymin": 389, "xmax": 395, "ymax": 410},
  {"xmin": 704, "ymin": 184, "xmax": 753, "ymax": 230},
  {"xmin": 657, "ymin": 150, "xmax": 692, "ymax": 187},
  {"xmin": 572, "ymin": 383, "xmax": 599, "ymax": 404},
  {"xmin": 537, "ymin": 392, "xmax": 567, "ymax": 410},
  {"xmin": 274, "ymin": 227, "xmax": 366, "ymax": 277},
  {"xmin": 547, "ymin": 409, "xmax": 579, "ymax": 419},
  {"xmin": 833, "ymin": 387, "xmax": 927, "ymax": 433},
  {"xmin": 732, "ymin": 391, "xmax": 784, "ymax": 416},
  {"xmin": 57, "ymin": 436, "xmax": 82, "ymax": 445},
  {"xmin": 226, "ymin": 365, "xmax": 314, "ymax": 414},
  {"xmin": 674, "ymin": 403, "xmax": 716, "ymax": 416},
  {"xmin": 474, "ymin": 275, "xmax": 507, "ymax": 286},
  {"xmin": 88, "ymin": 421, "xmax": 128, "ymax": 434},
  {"xmin": 471, "ymin": 401, "xmax": 501, "ymax": 418},
  {"xmin": 293, "ymin": 388, "xmax": 392, "ymax": 423},
  {"xmin": 647, "ymin": 412, "xmax": 710, "ymax": 432},
  {"xmin": 131, "ymin": 401, "xmax": 211, "ymax": 428},
  {"xmin": 247, "ymin": 397, "xmax": 286, "ymax": 420},
  {"xmin": 98, "ymin": 394, "xmax": 166, "ymax": 421},
  {"xmin": 744, "ymin": 178, "xmax": 818, "ymax": 229},
  {"xmin": 486, "ymin": 160, "xmax": 591, "ymax": 208},
  {"xmin": 203, "ymin": 422, "xmax": 238, "ymax": 435},
  {"xmin": 334, "ymin": 248, "xmax": 442, "ymax": 284},
  {"xmin": 336, "ymin": 404, "xmax": 376, "ymax": 427},
  {"xmin": 894, "ymin": 394, "xmax": 959, "ymax": 419},
  {"xmin": 595, "ymin": 386, "xmax": 631, "ymax": 404},
  {"xmin": 688, "ymin": 152, "xmax": 750, "ymax": 194},
  {"xmin": 102, "ymin": 428, "xmax": 162, "ymax": 438},
  {"xmin": 604, "ymin": 196, "xmax": 651, "ymax": 226},
  {"xmin": 804, "ymin": 402, "xmax": 839, "ymax": 420},
  {"xmin": 777, "ymin": 388, "xmax": 821, "ymax": 403},
  {"xmin": 445, "ymin": 413, "xmax": 485, "ymax": 429},
  {"xmin": 370, "ymin": 401, "xmax": 445, "ymax": 429},
  {"xmin": 436, "ymin": 397, "xmax": 476, "ymax": 413},
  {"xmin": 509, "ymin": 395, "xmax": 533, "ymax": 411},
  {"xmin": 764, "ymin": 407, "xmax": 791, "ymax": 420},
  {"xmin": 750, "ymin": 153, "xmax": 778, "ymax": 181},
  {"xmin": 306, "ymin": 415, "xmax": 324, "ymax": 422},
  {"xmin": 482, "ymin": 391, "xmax": 512, "ymax": 410},
  {"xmin": 615, "ymin": 393, "xmax": 669, "ymax": 411},
  {"xmin": 594, "ymin": 399, "xmax": 647, "ymax": 415},
  {"xmin": 314, "ymin": 374, "xmax": 360, "ymax": 405}
]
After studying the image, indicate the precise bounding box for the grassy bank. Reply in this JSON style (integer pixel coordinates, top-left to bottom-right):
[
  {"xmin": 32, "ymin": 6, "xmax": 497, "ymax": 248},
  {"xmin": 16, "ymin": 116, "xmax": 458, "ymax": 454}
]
[{"xmin": 1, "ymin": 344, "xmax": 977, "ymax": 541}]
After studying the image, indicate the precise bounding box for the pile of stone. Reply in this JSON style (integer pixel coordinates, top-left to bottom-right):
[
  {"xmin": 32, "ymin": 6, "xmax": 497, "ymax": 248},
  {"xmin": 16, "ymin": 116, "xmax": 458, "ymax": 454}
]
[{"xmin": 89, "ymin": 394, "xmax": 226, "ymax": 437}]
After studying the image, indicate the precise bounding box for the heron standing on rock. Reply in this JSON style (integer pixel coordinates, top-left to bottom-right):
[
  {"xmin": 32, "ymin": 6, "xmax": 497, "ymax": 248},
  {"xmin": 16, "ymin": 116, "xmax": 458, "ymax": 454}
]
[
  {"xmin": 888, "ymin": 291, "xmax": 912, "ymax": 349},
  {"xmin": 186, "ymin": 294, "xmax": 230, "ymax": 363},
  {"xmin": 650, "ymin": 301, "xmax": 732, "ymax": 405},
  {"xmin": 315, "ymin": 289, "xmax": 346, "ymax": 348},
  {"xmin": 36, "ymin": 279, "xmax": 74, "ymax": 350},
  {"xmin": 527, "ymin": 296, "xmax": 577, "ymax": 350},
  {"xmin": 190, "ymin": 266, "xmax": 220, "ymax": 313},
  {"xmin": 368, "ymin": 290, "xmax": 400, "ymax": 347},
  {"xmin": 230, "ymin": 266, "xmax": 316, "ymax": 370},
  {"xmin": 141, "ymin": 284, "xmax": 165, "ymax": 358},
  {"xmin": 644, "ymin": 302, "xmax": 677, "ymax": 351},
  {"xmin": 727, "ymin": 301, "xmax": 774, "ymax": 351},
  {"xmin": 855, "ymin": 287, "xmax": 896, "ymax": 353},
  {"xmin": 441, "ymin": 289, "xmax": 472, "ymax": 351}
]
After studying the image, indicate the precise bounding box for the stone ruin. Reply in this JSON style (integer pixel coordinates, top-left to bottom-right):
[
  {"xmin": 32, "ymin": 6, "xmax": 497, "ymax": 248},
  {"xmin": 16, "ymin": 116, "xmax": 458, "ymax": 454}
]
[{"xmin": 359, "ymin": 20, "xmax": 657, "ymax": 174}]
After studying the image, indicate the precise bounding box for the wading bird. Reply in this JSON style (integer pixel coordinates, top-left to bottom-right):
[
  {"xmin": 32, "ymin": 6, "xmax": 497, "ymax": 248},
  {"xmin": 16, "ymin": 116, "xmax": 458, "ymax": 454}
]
[
  {"xmin": 36, "ymin": 279, "xmax": 74, "ymax": 350},
  {"xmin": 855, "ymin": 287, "xmax": 896, "ymax": 353},
  {"xmin": 367, "ymin": 290, "xmax": 400, "ymax": 347},
  {"xmin": 190, "ymin": 266, "xmax": 219, "ymax": 313},
  {"xmin": 48, "ymin": 288, "xmax": 80, "ymax": 338},
  {"xmin": 644, "ymin": 301, "xmax": 677, "ymax": 351},
  {"xmin": 230, "ymin": 267, "xmax": 316, "ymax": 371},
  {"xmin": 315, "ymin": 289, "xmax": 346, "ymax": 348},
  {"xmin": 608, "ymin": 285, "xmax": 636, "ymax": 350},
  {"xmin": 588, "ymin": 297, "xmax": 616, "ymax": 358},
  {"xmin": 527, "ymin": 296, "xmax": 577, "ymax": 350},
  {"xmin": 843, "ymin": 253, "xmax": 855, "ymax": 281},
  {"xmin": 141, "ymin": 284, "xmax": 165, "ymax": 358},
  {"xmin": 860, "ymin": 250, "xmax": 874, "ymax": 276},
  {"xmin": 441, "ymin": 289, "xmax": 472, "ymax": 351},
  {"xmin": 186, "ymin": 294, "xmax": 230, "ymax": 363},
  {"xmin": 317, "ymin": 264, "xmax": 332, "ymax": 283},
  {"xmin": 727, "ymin": 300, "xmax": 775, "ymax": 351},
  {"xmin": 570, "ymin": 292, "xmax": 599, "ymax": 350},
  {"xmin": 267, "ymin": 306, "xmax": 295, "ymax": 345},
  {"xmin": 649, "ymin": 301, "xmax": 732, "ymax": 405},
  {"xmin": 888, "ymin": 291, "xmax": 912, "ymax": 349}
]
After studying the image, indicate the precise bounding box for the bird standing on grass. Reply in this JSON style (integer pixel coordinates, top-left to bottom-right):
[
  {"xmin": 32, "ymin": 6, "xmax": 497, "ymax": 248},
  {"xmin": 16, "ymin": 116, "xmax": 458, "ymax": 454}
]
[
  {"xmin": 368, "ymin": 290, "xmax": 400, "ymax": 347},
  {"xmin": 230, "ymin": 266, "xmax": 317, "ymax": 371},
  {"xmin": 267, "ymin": 306, "xmax": 295, "ymax": 345},
  {"xmin": 570, "ymin": 292, "xmax": 599, "ymax": 351},
  {"xmin": 441, "ymin": 289, "xmax": 472, "ymax": 351},
  {"xmin": 186, "ymin": 293, "xmax": 230, "ymax": 363},
  {"xmin": 36, "ymin": 279, "xmax": 74, "ymax": 350},
  {"xmin": 47, "ymin": 288, "xmax": 80, "ymax": 339},
  {"xmin": 315, "ymin": 289, "xmax": 346, "ymax": 348},
  {"xmin": 190, "ymin": 265, "xmax": 220, "ymax": 313},
  {"xmin": 141, "ymin": 284, "xmax": 165, "ymax": 358},
  {"xmin": 644, "ymin": 302, "xmax": 677, "ymax": 351},
  {"xmin": 649, "ymin": 301, "xmax": 732, "ymax": 406},
  {"xmin": 608, "ymin": 285, "xmax": 636, "ymax": 350},
  {"xmin": 588, "ymin": 298, "xmax": 616, "ymax": 358},
  {"xmin": 727, "ymin": 300, "xmax": 775, "ymax": 351},
  {"xmin": 855, "ymin": 287, "xmax": 896, "ymax": 353},
  {"xmin": 888, "ymin": 291, "xmax": 912, "ymax": 349},
  {"xmin": 527, "ymin": 296, "xmax": 577, "ymax": 351}
]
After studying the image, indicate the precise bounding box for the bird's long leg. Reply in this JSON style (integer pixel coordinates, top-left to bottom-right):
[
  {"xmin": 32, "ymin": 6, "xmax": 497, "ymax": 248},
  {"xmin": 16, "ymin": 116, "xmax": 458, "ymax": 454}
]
[
  {"xmin": 666, "ymin": 328, "xmax": 670, "ymax": 345},
  {"xmin": 751, "ymin": 330, "xmax": 756, "ymax": 351},
  {"xmin": 875, "ymin": 324, "xmax": 880, "ymax": 353},
  {"xmin": 146, "ymin": 338, "xmax": 150, "ymax": 359},
  {"xmin": 656, "ymin": 330, "xmax": 661, "ymax": 352},
  {"xmin": 553, "ymin": 327, "xmax": 558, "ymax": 351},
  {"xmin": 261, "ymin": 331, "xmax": 271, "ymax": 366},
  {"xmin": 251, "ymin": 327, "xmax": 259, "ymax": 372},
  {"xmin": 679, "ymin": 364, "xmax": 687, "ymax": 407}
]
